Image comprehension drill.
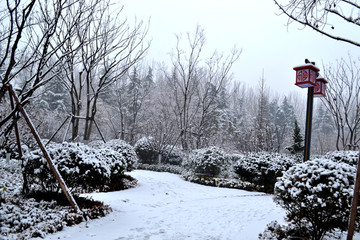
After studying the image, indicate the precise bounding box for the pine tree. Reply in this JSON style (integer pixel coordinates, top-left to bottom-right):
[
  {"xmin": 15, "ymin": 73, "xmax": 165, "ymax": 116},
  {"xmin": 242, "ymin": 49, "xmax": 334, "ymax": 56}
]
[
  {"xmin": 273, "ymin": 97, "xmax": 296, "ymax": 152},
  {"xmin": 292, "ymin": 119, "xmax": 303, "ymax": 154},
  {"xmin": 34, "ymin": 76, "xmax": 70, "ymax": 113}
]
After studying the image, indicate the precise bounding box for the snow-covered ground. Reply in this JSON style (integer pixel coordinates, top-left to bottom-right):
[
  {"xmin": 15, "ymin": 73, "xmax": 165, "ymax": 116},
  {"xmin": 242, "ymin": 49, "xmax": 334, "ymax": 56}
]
[{"xmin": 40, "ymin": 170, "xmax": 286, "ymax": 240}]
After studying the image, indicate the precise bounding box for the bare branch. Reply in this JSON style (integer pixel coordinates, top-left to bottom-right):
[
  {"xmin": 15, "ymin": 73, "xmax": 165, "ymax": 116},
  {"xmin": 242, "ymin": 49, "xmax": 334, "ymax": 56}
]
[{"xmin": 273, "ymin": 0, "xmax": 360, "ymax": 47}]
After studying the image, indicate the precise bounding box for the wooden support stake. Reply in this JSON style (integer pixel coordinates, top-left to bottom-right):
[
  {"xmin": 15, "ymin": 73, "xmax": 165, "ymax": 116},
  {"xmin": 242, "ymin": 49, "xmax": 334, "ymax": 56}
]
[
  {"xmin": 6, "ymin": 85, "xmax": 81, "ymax": 213},
  {"xmin": 63, "ymin": 115, "xmax": 73, "ymax": 142},
  {"xmin": 46, "ymin": 115, "xmax": 70, "ymax": 146},
  {"xmin": 94, "ymin": 119, "xmax": 106, "ymax": 143},
  {"xmin": 347, "ymin": 150, "xmax": 360, "ymax": 240},
  {"xmin": 8, "ymin": 91, "xmax": 22, "ymax": 158}
]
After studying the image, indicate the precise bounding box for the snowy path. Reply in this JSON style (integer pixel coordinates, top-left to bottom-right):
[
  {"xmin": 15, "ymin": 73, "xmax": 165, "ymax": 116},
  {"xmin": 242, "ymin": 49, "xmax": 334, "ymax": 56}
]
[{"xmin": 42, "ymin": 170, "xmax": 286, "ymax": 240}]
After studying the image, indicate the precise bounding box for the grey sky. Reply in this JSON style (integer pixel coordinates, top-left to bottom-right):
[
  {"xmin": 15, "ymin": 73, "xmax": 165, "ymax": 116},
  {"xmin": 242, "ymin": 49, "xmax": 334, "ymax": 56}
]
[{"xmin": 121, "ymin": 0, "xmax": 360, "ymax": 95}]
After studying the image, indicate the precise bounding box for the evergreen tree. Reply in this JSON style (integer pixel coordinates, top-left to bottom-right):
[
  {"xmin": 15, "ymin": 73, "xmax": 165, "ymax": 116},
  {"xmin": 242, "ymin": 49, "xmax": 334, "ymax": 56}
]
[
  {"xmin": 291, "ymin": 119, "xmax": 303, "ymax": 154},
  {"xmin": 34, "ymin": 76, "xmax": 70, "ymax": 113},
  {"xmin": 273, "ymin": 97, "xmax": 296, "ymax": 152},
  {"xmin": 268, "ymin": 99, "xmax": 280, "ymax": 150},
  {"xmin": 143, "ymin": 67, "xmax": 153, "ymax": 90},
  {"xmin": 254, "ymin": 74, "xmax": 271, "ymax": 151},
  {"xmin": 312, "ymin": 103, "xmax": 335, "ymax": 153}
]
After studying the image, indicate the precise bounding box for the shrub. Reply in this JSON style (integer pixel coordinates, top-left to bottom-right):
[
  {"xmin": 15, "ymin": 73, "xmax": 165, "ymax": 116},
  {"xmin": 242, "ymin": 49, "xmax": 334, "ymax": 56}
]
[
  {"xmin": 233, "ymin": 152, "xmax": 296, "ymax": 193},
  {"xmin": 182, "ymin": 171, "xmax": 262, "ymax": 192},
  {"xmin": 23, "ymin": 142, "xmax": 132, "ymax": 193},
  {"xmin": 137, "ymin": 163, "xmax": 185, "ymax": 175},
  {"xmin": 184, "ymin": 146, "xmax": 231, "ymax": 177},
  {"xmin": 134, "ymin": 137, "xmax": 184, "ymax": 165},
  {"xmin": 0, "ymin": 186, "xmax": 6, "ymax": 204},
  {"xmin": 325, "ymin": 150, "xmax": 359, "ymax": 166},
  {"xmin": 95, "ymin": 139, "xmax": 138, "ymax": 171},
  {"xmin": 160, "ymin": 146, "xmax": 184, "ymax": 166},
  {"xmin": 274, "ymin": 158, "xmax": 357, "ymax": 240},
  {"xmin": 0, "ymin": 157, "xmax": 112, "ymax": 239},
  {"xmin": 0, "ymin": 193, "xmax": 111, "ymax": 238},
  {"xmin": 259, "ymin": 221, "xmax": 311, "ymax": 240},
  {"xmin": 134, "ymin": 137, "xmax": 159, "ymax": 164}
]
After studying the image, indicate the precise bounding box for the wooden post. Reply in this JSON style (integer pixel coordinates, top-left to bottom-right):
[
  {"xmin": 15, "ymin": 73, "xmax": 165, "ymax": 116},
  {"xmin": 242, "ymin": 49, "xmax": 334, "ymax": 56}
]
[
  {"xmin": 6, "ymin": 85, "xmax": 81, "ymax": 213},
  {"xmin": 347, "ymin": 150, "xmax": 360, "ymax": 240}
]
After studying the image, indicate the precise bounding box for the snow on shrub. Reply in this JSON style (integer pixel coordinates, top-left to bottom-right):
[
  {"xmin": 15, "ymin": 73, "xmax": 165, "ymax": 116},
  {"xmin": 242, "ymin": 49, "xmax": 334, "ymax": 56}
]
[
  {"xmin": 259, "ymin": 220, "xmax": 311, "ymax": 240},
  {"xmin": 325, "ymin": 150, "xmax": 359, "ymax": 165},
  {"xmin": 1, "ymin": 193, "xmax": 110, "ymax": 239},
  {"xmin": 93, "ymin": 139, "xmax": 138, "ymax": 171},
  {"xmin": 1, "ymin": 158, "xmax": 112, "ymax": 239},
  {"xmin": 233, "ymin": 152, "xmax": 297, "ymax": 193},
  {"xmin": 138, "ymin": 163, "xmax": 185, "ymax": 175},
  {"xmin": 160, "ymin": 145, "xmax": 184, "ymax": 166},
  {"xmin": 134, "ymin": 137, "xmax": 159, "ymax": 164},
  {"xmin": 134, "ymin": 137, "xmax": 183, "ymax": 165},
  {"xmin": 182, "ymin": 171, "xmax": 262, "ymax": 192},
  {"xmin": 273, "ymin": 158, "xmax": 357, "ymax": 240},
  {"xmin": 23, "ymin": 142, "xmax": 131, "ymax": 193},
  {"xmin": 183, "ymin": 146, "xmax": 231, "ymax": 177}
]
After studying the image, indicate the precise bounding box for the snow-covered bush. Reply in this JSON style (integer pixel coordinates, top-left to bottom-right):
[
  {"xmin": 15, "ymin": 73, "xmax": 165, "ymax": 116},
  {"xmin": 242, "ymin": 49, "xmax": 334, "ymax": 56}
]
[
  {"xmin": 23, "ymin": 142, "xmax": 132, "ymax": 193},
  {"xmin": 94, "ymin": 139, "xmax": 138, "ymax": 171},
  {"xmin": 325, "ymin": 150, "xmax": 359, "ymax": 165},
  {"xmin": 160, "ymin": 146, "xmax": 184, "ymax": 166},
  {"xmin": 233, "ymin": 152, "xmax": 296, "ymax": 193},
  {"xmin": 138, "ymin": 163, "xmax": 185, "ymax": 175},
  {"xmin": 134, "ymin": 137, "xmax": 184, "ymax": 165},
  {"xmin": 0, "ymin": 185, "xmax": 6, "ymax": 203},
  {"xmin": 274, "ymin": 158, "xmax": 357, "ymax": 240},
  {"xmin": 182, "ymin": 171, "xmax": 262, "ymax": 192},
  {"xmin": 259, "ymin": 220, "xmax": 311, "ymax": 240},
  {"xmin": 1, "ymin": 193, "xmax": 111, "ymax": 239},
  {"xmin": 184, "ymin": 146, "xmax": 231, "ymax": 177},
  {"xmin": 134, "ymin": 137, "xmax": 159, "ymax": 164},
  {"xmin": 0, "ymin": 157, "xmax": 112, "ymax": 239}
]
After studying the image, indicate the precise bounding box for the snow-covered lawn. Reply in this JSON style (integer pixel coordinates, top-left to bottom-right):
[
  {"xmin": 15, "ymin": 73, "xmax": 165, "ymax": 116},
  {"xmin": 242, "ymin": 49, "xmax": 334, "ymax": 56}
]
[{"xmin": 40, "ymin": 170, "xmax": 286, "ymax": 240}]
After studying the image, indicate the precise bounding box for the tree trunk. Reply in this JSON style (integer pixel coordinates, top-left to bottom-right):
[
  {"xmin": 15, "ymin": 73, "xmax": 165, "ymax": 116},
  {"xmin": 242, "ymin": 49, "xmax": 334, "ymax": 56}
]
[
  {"xmin": 83, "ymin": 95, "xmax": 98, "ymax": 141},
  {"xmin": 71, "ymin": 95, "xmax": 81, "ymax": 141}
]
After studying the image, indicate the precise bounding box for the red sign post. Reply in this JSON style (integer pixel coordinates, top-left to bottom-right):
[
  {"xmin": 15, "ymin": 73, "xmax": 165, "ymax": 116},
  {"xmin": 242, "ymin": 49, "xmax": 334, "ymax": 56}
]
[{"xmin": 293, "ymin": 60, "xmax": 327, "ymax": 162}]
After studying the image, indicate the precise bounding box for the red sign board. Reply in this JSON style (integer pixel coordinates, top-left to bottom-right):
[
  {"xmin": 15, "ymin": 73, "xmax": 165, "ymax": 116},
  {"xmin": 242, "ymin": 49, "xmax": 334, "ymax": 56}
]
[
  {"xmin": 314, "ymin": 76, "xmax": 328, "ymax": 98},
  {"xmin": 293, "ymin": 64, "xmax": 320, "ymax": 88}
]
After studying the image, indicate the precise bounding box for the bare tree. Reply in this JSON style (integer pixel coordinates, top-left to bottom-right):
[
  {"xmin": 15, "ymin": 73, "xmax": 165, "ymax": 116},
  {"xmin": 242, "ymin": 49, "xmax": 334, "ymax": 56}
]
[
  {"xmin": 193, "ymin": 49, "xmax": 241, "ymax": 148},
  {"xmin": 0, "ymin": 0, "xmax": 84, "ymax": 141},
  {"xmin": 165, "ymin": 26, "xmax": 204, "ymax": 150},
  {"xmin": 58, "ymin": 0, "xmax": 150, "ymax": 141},
  {"xmin": 321, "ymin": 56, "xmax": 360, "ymax": 150},
  {"xmin": 273, "ymin": 0, "xmax": 360, "ymax": 47},
  {"xmin": 167, "ymin": 25, "xmax": 240, "ymax": 150}
]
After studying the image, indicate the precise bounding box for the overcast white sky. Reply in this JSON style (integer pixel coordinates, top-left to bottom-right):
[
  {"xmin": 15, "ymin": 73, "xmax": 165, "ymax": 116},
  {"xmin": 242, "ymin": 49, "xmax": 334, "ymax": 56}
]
[{"xmin": 121, "ymin": 0, "xmax": 360, "ymax": 95}]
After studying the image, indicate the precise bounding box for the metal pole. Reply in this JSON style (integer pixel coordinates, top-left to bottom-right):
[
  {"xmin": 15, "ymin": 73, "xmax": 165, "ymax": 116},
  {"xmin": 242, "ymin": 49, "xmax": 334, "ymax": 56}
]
[
  {"xmin": 347, "ymin": 150, "xmax": 360, "ymax": 240},
  {"xmin": 303, "ymin": 87, "xmax": 314, "ymax": 162}
]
